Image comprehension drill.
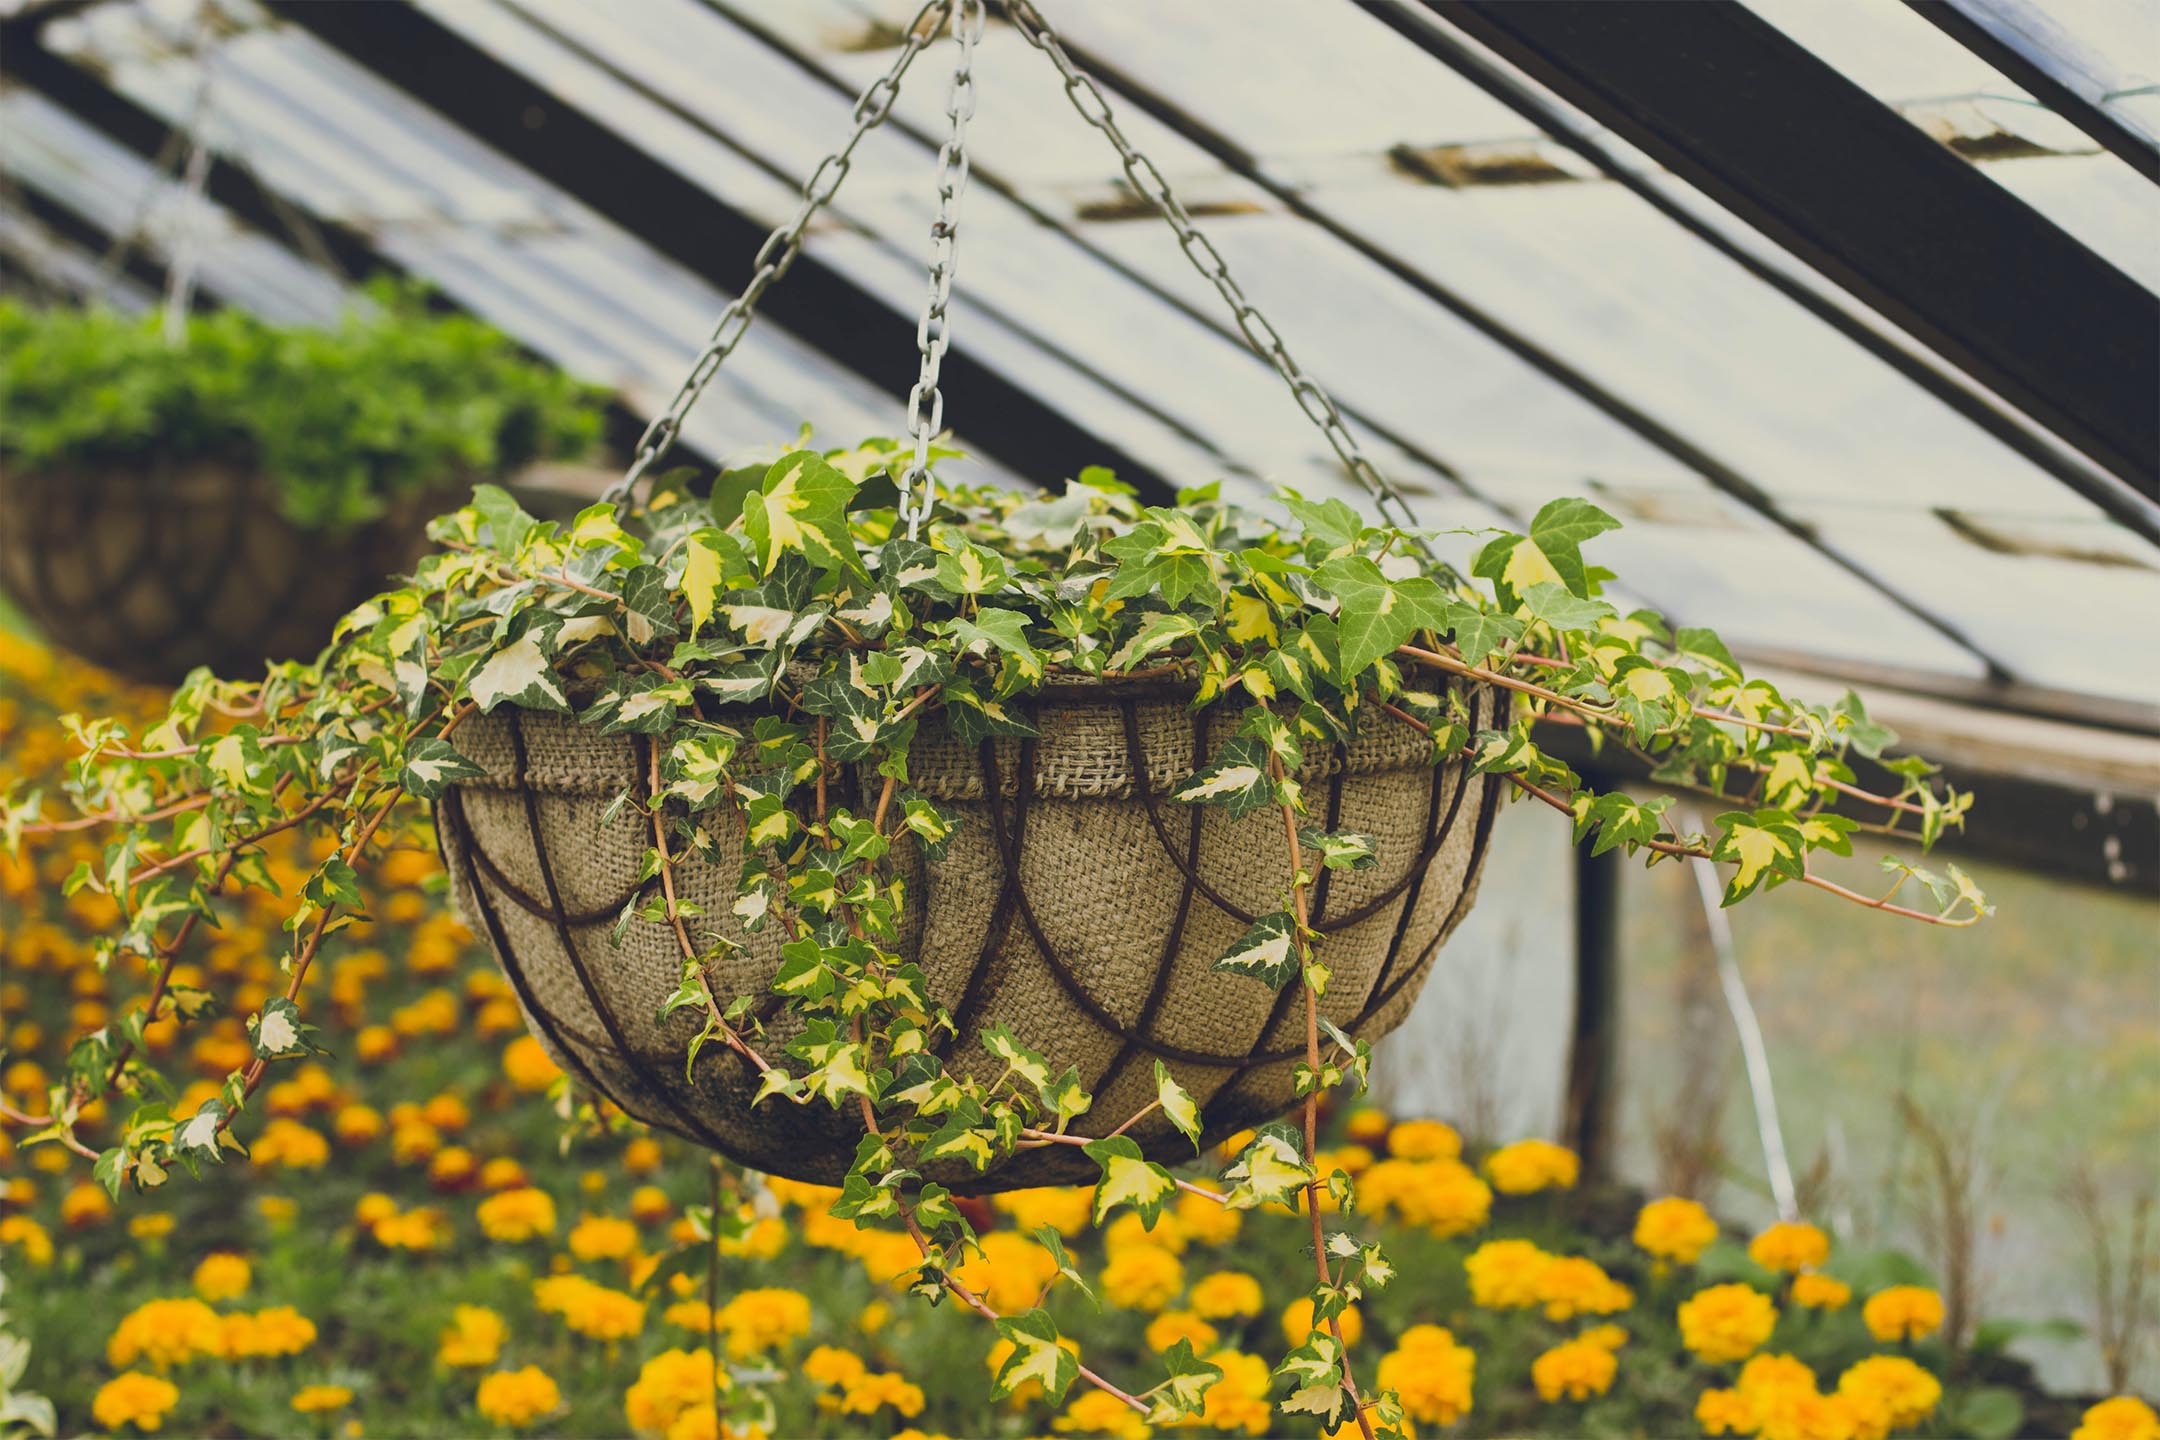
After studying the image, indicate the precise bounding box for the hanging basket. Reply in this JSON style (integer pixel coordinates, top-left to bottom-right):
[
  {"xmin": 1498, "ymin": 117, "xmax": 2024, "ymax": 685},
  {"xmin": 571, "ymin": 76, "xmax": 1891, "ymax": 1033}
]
[
  {"xmin": 0, "ymin": 460, "xmax": 437, "ymax": 685},
  {"xmin": 437, "ymin": 675, "xmax": 1503, "ymax": 1192}
]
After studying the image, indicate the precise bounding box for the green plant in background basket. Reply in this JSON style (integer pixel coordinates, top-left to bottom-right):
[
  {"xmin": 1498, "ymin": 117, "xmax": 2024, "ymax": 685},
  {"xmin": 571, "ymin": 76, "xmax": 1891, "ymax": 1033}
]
[
  {"xmin": 0, "ymin": 3, "xmax": 1993, "ymax": 1435},
  {"xmin": 0, "ymin": 281, "xmax": 605, "ymax": 684},
  {"xmin": 0, "ymin": 281, "xmax": 600, "ymax": 532}
]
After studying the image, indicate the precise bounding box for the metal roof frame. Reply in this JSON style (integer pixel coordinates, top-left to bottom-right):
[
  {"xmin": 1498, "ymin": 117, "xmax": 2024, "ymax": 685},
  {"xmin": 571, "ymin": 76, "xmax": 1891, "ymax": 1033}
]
[{"xmin": 1421, "ymin": 0, "xmax": 2160, "ymax": 501}]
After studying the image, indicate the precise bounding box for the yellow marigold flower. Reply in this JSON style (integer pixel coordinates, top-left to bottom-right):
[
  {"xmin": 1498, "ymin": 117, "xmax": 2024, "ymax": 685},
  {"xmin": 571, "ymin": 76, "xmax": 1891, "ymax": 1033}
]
[
  {"xmin": 476, "ymin": 1366, "xmax": 561, "ymax": 1430},
  {"xmin": 991, "ymin": 1185, "xmax": 1093, "ymax": 1237},
  {"xmin": 1635, "ymin": 1195, "xmax": 1719, "ymax": 1265},
  {"xmin": 1537, "ymin": 1254, "xmax": 1634, "ymax": 1321},
  {"xmin": 61, "ymin": 1180, "xmax": 112, "ymax": 1228},
  {"xmin": 857, "ymin": 1300, "xmax": 889, "ymax": 1334},
  {"xmin": 630, "ymin": 1185, "xmax": 673, "ymax": 1224},
  {"xmin": 1483, "ymin": 1138, "xmax": 1580, "ymax": 1194},
  {"xmin": 1466, "ymin": 1238, "xmax": 1554, "ymax": 1309},
  {"xmin": 1055, "ymin": 1388, "xmax": 1151, "ymax": 1440},
  {"xmin": 625, "ymin": 1347, "xmax": 726, "ymax": 1432},
  {"xmin": 354, "ymin": 1193, "xmax": 400, "ymax": 1229},
  {"xmin": 804, "ymin": 1345, "xmax": 868, "ymax": 1390},
  {"xmin": 1359, "ymin": 1157, "xmax": 1492, "ymax": 1237},
  {"xmin": 1188, "ymin": 1271, "xmax": 1264, "ymax": 1321},
  {"xmin": 1698, "ymin": 1386, "xmax": 1754, "ymax": 1435},
  {"xmin": 662, "ymin": 1299, "xmax": 713, "ymax": 1333},
  {"xmin": 373, "ymin": 1208, "xmax": 446, "ymax": 1251},
  {"xmin": 478, "ymin": 1188, "xmax": 559, "ymax": 1243},
  {"xmin": 1175, "ymin": 1190, "xmax": 1242, "ymax": 1246},
  {"xmin": 439, "ymin": 1305, "xmax": 507, "ymax": 1368},
  {"xmin": 481, "ymin": 1157, "xmax": 529, "ymax": 1191},
  {"xmin": 355, "ymin": 1026, "xmax": 399, "ymax": 1064},
  {"xmin": 839, "ymin": 1371, "xmax": 924, "ymax": 1418},
  {"xmin": 854, "ymin": 1230, "xmax": 924, "ymax": 1288},
  {"xmin": 766, "ymin": 1176, "xmax": 842, "ymax": 1214},
  {"xmin": 391, "ymin": 1121, "xmax": 442, "ymax": 1166},
  {"xmin": 1106, "ymin": 1209, "xmax": 1186, "ymax": 1256},
  {"xmin": 535, "ymin": 1275, "xmax": 647, "ymax": 1342},
  {"xmin": 129, "ymin": 1213, "xmax": 177, "ymax": 1241},
  {"xmin": 1749, "ymin": 1221, "xmax": 1831, "ymax": 1276},
  {"xmin": 1379, "ymin": 1326, "xmax": 1474, "ymax": 1427},
  {"xmin": 1749, "ymin": 1381, "xmax": 1855, "ymax": 1440},
  {"xmin": 93, "ymin": 1372, "xmax": 180, "ymax": 1433},
  {"xmin": 1102, "ymin": 1243, "xmax": 1183, "ymax": 1312},
  {"xmin": 0, "ymin": 1215, "xmax": 54, "ymax": 1266},
  {"xmin": 430, "ymin": 1145, "xmax": 479, "ymax": 1189},
  {"xmin": 1793, "ymin": 1273, "xmax": 1852, "ymax": 1310},
  {"xmin": 1534, "ymin": 1335, "xmax": 1620, "ymax": 1402},
  {"xmin": 1861, "ymin": 1286, "xmax": 1943, "ymax": 1343},
  {"xmin": 422, "ymin": 1092, "xmax": 471, "ymax": 1132},
  {"xmin": 292, "ymin": 1385, "xmax": 354, "ymax": 1414},
  {"xmin": 1679, "ymin": 1283, "xmax": 1779, "ymax": 1365},
  {"xmin": 569, "ymin": 1214, "xmax": 640, "ymax": 1264},
  {"xmin": 1146, "ymin": 1310, "xmax": 1219, "ymax": 1354},
  {"xmin": 501, "ymin": 1035, "xmax": 561, "ymax": 1092},
  {"xmin": 333, "ymin": 1104, "xmax": 386, "ymax": 1146},
  {"xmin": 1281, "ymin": 1296, "xmax": 1362, "ymax": 1347},
  {"xmin": 192, "ymin": 1253, "xmax": 250, "ymax": 1303},
  {"xmin": 1343, "ymin": 1107, "xmax": 1391, "ymax": 1144},
  {"xmin": 1387, "ymin": 1118, "xmax": 1461, "ymax": 1162},
  {"xmin": 622, "ymin": 1135, "xmax": 663, "ymax": 1173},
  {"xmin": 1194, "ymin": 1349, "xmax": 1273, "ymax": 1436},
  {"xmin": 225, "ymin": 1306, "xmax": 316, "ymax": 1359},
  {"xmin": 719, "ymin": 1214, "xmax": 786, "ymax": 1261},
  {"xmin": 714, "ymin": 1286, "xmax": 811, "ymax": 1357},
  {"xmin": 2075, "ymin": 1397, "xmax": 2160, "ymax": 1440},
  {"xmin": 954, "ymin": 1231, "xmax": 1060, "ymax": 1313},
  {"xmin": 252, "ymin": 1118, "xmax": 330, "ymax": 1169},
  {"xmin": 1837, "ymin": 1355, "xmax": 1941, "ymax": 1435},
  {"xmin": 257, "ymin": 1194, "xmax": 298, "ymax": 1228},
  {"xmin": 108, "ymin": 1297, "xmax": 224, "ymax": 1369}
]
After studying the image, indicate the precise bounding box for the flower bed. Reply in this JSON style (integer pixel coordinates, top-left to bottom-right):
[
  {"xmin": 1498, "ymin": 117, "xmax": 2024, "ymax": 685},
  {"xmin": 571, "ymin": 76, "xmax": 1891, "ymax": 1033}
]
[{"xmin": 1, "ymin": 635, "xmax": 2141, "ymax": 1439}]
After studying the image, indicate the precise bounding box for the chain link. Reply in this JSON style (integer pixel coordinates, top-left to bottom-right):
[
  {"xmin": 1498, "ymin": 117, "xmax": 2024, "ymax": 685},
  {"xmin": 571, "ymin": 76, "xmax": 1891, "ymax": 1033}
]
[
  {"xmin": 1001, "ymin": 0, "xmax": 1418, "ymax": 530},
  {"xmin": 603, "ymin": 0, "xmax": 955, "ymax": 506},
  {"xmin": 897, "ymin": 0, "xmax": 985, "ymax": 539}
]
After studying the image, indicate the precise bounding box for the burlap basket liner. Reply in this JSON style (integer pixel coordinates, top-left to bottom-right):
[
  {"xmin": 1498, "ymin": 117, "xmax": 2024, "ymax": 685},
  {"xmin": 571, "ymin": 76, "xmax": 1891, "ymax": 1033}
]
[
  {"xmin": 0, "ymin": 460, "xmax": 435, "ymax": 684},
  {"xmin": 438, "ymin": 676, "xmax": 1502, "ymax": 1191}
]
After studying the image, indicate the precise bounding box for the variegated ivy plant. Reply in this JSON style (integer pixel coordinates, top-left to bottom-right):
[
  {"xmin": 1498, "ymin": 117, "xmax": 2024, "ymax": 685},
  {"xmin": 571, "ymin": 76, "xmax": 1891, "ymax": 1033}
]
[{"xmin": 0, "ymin": 434, "xmax": 1987, "ymax": 1437}]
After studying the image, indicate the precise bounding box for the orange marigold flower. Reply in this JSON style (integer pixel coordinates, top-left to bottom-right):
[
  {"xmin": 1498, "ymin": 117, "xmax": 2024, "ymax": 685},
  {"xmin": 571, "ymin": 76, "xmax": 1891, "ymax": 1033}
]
[
  {"xmin": 1634, "ymin": 1196, "xmax": 1718, "ymax": 1264},
  {"xmin": 476, "ymin": 1366, "xmax": 560, "ymax": 1430},
  {"xmin": 1678, "ymin": 1283, "xmax": 1779, "ymax": 1365},
  {"xmin": 1749, "ymin": 1221, "xmax": 1831, "ymax": 1276},
  {"xmin": 1862, "ymin": 1286, "xmax": 1944, "ymax": 1344}
]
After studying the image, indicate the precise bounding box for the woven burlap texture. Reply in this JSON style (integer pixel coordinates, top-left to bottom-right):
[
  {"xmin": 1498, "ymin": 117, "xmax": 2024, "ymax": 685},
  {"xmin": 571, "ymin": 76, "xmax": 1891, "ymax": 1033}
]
[
  {"xmin": 0, "ymin": 461, "xmax": 436, "ymax": 684},
  {"xmin": 438, "ymin": 679, "xmax": 1500, "ymax": 1191}
]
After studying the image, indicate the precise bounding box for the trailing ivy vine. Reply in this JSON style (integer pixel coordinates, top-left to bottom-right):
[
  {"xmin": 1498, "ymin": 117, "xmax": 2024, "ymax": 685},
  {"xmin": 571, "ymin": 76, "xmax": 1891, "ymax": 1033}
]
[{"xmin": 0, "ymin": 435, "xmax": 1987, "ymax": 1436}]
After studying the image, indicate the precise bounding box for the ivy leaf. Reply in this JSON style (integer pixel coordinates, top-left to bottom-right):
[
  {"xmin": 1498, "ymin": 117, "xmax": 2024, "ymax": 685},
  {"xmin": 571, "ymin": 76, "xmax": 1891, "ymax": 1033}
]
[
  {"xmin": 934, "ymin": 540, "xmax": 1011, "ymax": 596},
  {"xmin": 1147, "ymin": 1340, "xmax": 1224, "ymax": 1424},
  {"xmin": 1280, "ymin": 493, "xmax": 1365, "ymax": 555},
  {"xmin": 1221, "ymin": 1123, "xmax": 1313, "ymax": 1211},
  {"xmin": 1473, "ymin": 497, "xmax": 1620, "ymax": 601},
  {"xmin": 1033, "ymin": 1226, "xmax": 1097, "ymax": 1308},
  {"xmin": 992, "ymin": 1309, "xmax": 1079, "ymax": 1403},
  {"xmin": 397, "ymin": 737, "xmax": 487, "ymax": 801},
  {"xmin": 1443, "ymin": 602, "xmax": 1524, "ymax": 670},
  {"xmin": 1312, "ymin": 556, "xmax": 1451, "ymax": 679},
  {"xmin": 1083, "ymin": 1134, "xmax": 1178, "ymax": 1228},
  {"xmin": 1213, "ymin": 910, "xmax": 1301, "ymax": 990},
  {"xmin": 942, "ymin": 608, "xmax": 1041, "ymax": 675},
  {"xmin": 1170, "ymin": 736, "xmax": 1274, "ymax": 820},
  {"xmin": 1577, "ymin": 791, "xmax": 1672, "ymax": 857},
  {"xmin": 1110, "ymin": 613, "xmax": 1200, "ymax": 672},
  {"xmin": 1519, "ymin": 580, "xmax": 1617, "ymax": 633},
  {"xmin": 1713, "ymin": 808, "xmax": 1807, "ymax": 905},
  {"xmin": 468, "ymin": 633, "xmax": 571, "ymax": 714},
  {"xmin": 743, "ymin": 450, "xmax": 862, "ymax": 579},
  {"xmin": 1300, "ymin": 827, "xmax": 1377, "ymax": 871},
  {"xmin": 983, "ymin": 1025, "xmax": 1054, "ymax": 1094},
  {"xmin": 247, "ymin": 997, "xmax": 315, "ymax": 1059},
  {"xmin": 1153, "ymin": 1059, "xmax": 1202, "ymax": 1149},
  {"xmin": 681, "ymin": 528, "xmax": 727, "ymax": 639}
]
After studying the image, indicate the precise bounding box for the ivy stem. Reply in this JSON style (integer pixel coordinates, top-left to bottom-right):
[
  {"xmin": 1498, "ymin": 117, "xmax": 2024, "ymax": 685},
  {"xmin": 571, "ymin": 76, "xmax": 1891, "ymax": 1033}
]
[
  {"xmin": 647, "ymin": 745, "xmax": 768, "ymax": 1076},
  {"xmin": 1379, "ymin": 702, "xmax": 1978, "ymax": 927},
  {"xmin": 0, "ymin": 1099, "xmax": 100, "ymax": 1159},
  {"xmin": 1270, "ymin": 755, "xmax": 1379, "ymax": 1440}
]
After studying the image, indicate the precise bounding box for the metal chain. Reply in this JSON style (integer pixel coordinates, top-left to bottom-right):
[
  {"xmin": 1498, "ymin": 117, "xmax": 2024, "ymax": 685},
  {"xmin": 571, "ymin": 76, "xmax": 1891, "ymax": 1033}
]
[
  {"xmin": 602, "ymin": 0, "xmax": 955, "ymax": 506},
  {"xmin": 898, "ymin": 0, "xmax": 986, "ymax": 539},
  {"xmin": 1001, "ymin": 0, "xmax": 1418, "ymax": 530}
]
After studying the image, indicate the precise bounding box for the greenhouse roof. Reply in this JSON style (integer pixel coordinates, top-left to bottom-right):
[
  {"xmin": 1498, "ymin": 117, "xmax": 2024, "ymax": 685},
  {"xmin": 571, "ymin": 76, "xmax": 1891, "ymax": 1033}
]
[{"xmin": 2, "ymin": 0, "xmax": 2156, "ymax": 882}]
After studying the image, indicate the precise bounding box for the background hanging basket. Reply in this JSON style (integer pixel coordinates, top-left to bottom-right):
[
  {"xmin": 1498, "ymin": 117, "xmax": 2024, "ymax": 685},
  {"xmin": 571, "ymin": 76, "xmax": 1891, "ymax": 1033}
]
[
  {"xmin": 0, "ymin": 459, "xmax": 438, "ymax": 685},
  {"xmin": 438, "ymin": 676, "xmax": 1503, "ymax": 1192}
]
